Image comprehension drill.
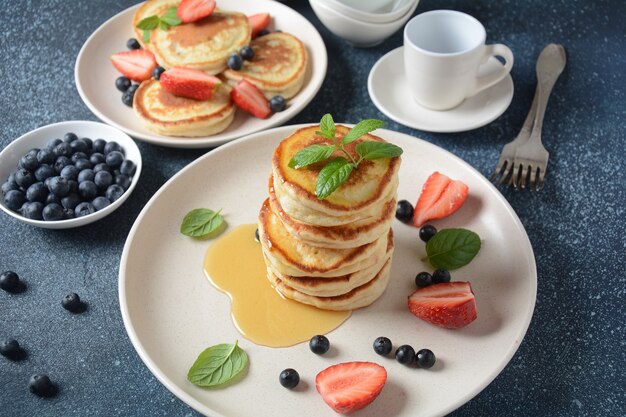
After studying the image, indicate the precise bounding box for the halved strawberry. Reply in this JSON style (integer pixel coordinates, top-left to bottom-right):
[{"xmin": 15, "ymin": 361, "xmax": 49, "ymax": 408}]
[
  {"xmin": 177, "ymin": 0, "xmax": 216, "ymax": 23},
  {"xmin": 316, "ymin": 362, "xmax": 387, "ymax": 414},
  {"xmin": 412, "ymin": 171, "xmax": 468, "ymax": 227},
  {"xmin": 230, "ymin": 80, "xmax": 271, "ymax": 118},
  {"xmin": 248, "ymin": 13, "xmax": 271, "ymax": 38},
  {"xmin": 160, "ymin": 67, "xmax": 221, "ymax": 100},
  {"xmin": 408, "ymin": 282, "xmax": 477, "ymax": 329},
  {"xmin": 110, "ymin": 49, "xmax": 157, "ymax": 82}
]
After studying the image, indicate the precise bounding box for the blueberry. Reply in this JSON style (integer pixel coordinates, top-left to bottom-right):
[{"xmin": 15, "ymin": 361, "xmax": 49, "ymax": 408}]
[
  {"xmin": 41, "ymin": 203, "xmax": 64, "ymax": 221},
  {"xmin": 258, "ymin": 29, "xmax": 271, "ymax": 37},
  {"xmin": 395, "ymin": 200, "xmax": 414, "ymax": 223},
  {"xmin": 269, "ymin": 95, "xmax": 286, "ymax": 113},
  {"xmin": 46, "ymin": 138, "xmax": 63, "ymax": 149},
  {"xmin": 122, "ymin": 90, "xmax": 134, "ymax": 107},
  {"xmin": 26, "ymin": 148, "xmax": 40, "ymax": 158},
  {"xmin": 105, "ymin": 151, "xmax": 124, "ymax": 169},
  {"xmin": 115, "ymin": 76, "xmax": 131, "ymax": 92},
  {"xmin": 114, "ymin": 174, "xmax": 131, "ymax": 190},
  {"xmin": 279, "ymin": 368, "xmax": 300, "ymax": 389},
  {"xmin": 92, "ymin": 196, "xmax": 111, "ymax": 211},
  {"xmin": 127, "ymin": 84, "xmax": 139, "ymax": 94},
  {"xmin": 60, "ymin": 165, "xmax": 79, "ymax": 181},
  {"xmin": 63, "ymin": 132, "xmax": 78, "ymax": 143},
  {"xmin": 93, "ymin": 139, "xmax": 106, "ymax": 154},
  {"xmin": 70, "ymin": 152, "xmax": 88, "ymax": 164},
  {"xmin": 119, "ymin": 159, "xmax": 136, "ymax": 176},
  {"xmin": 26, "ymin": 182, "xmax": 48, "ymax": 203},
  {"xmin": 28, "ymin": 374, "xmax": 57, "ymax": 397},
  {"xmin": 415, "ymin": 272, "xmax": 433, "ymax": 288},
  {"xmin": 240, "ymin": 45, "xmax": 254, "ymax": 60},
  {"xmin": 153, "ymin": 65, "xmax": 166, "ymax": 80},
  {"xmin": 34, "ymin": 164, "xmax": 55, "ymax": 182},
  {"xmin": 48, "ymin": 176, "xmax": 70, "ymax": 197},
  {"xmin": 62, "ymin": 292, "xmax": 86, "ymax": 313},
  {"xmin": 227, "ymin": 54, "xmax": 243, "ymax": 70},
  {"xmin": 19, "ymin": 154, "xmax": 39, "ymax": 171},
  {"xmin": 53, "ymin": 142, "xmax": 72, "ymax": 157},
  {"xmin": 70, "ymin": 139, "xmax": 88, "ymax": 154},
  {"xmin": 93, "ymin": 163, "xmax": 110, "ymax": 174},
  {"xmin": 63, "ymin": 208, "xmax": 75, "ymax": 219},
  {"xmin": 89, "ymin": 153, "xmax": 105, "ymax": 166},
  {"xmin": 0, "ymin": 271, "xmax": 22, "ymax": 293},
  {"xmin": 74, "ymin": 158, "xmax": 92, "ymax": 171},
  {"xmin": 255, "ymin": 228, "xmax": 260, "ymax": 242},
  {"xmin": 309, "ymin": 335, "xmax": 330, "ymax": 354},
  {"xmin": 68, "ymin": 179, "xmax": 79, "ymax": 194},
  {"xmin": 81, "ymin": 137, "xmax": 93, "ymax": 150},
  {"xmin": 0, "ymin": 339, "xmax": 25, "ymax": 360},
  {"xmin": 419, "ymin": 225, "xmax": 437, "ymax": 242},
  {"xmin": 78, "ymin": 181, "xmax": 98, "ymax": 200},
  {"xmin": 14, "ymin": 169, "xmax": 35, "ymax": 188},
  {"xmin": 2, "ymin": 180, "xmax": 19, "ymax": 195},
  {"xmin": 126, "ymin": 37, "xmax": 141, "ymax": 50},
  {"xmin": 54, "ymin": 156, "xmax": 72, "ymax": 173},
  {"xmin": 77, "ymin": 169, "xmax": 95, "ymax": 183},
  {"xmin": 36, "ymin": 148, "xmax": 55, "ymax": 165},
  {"xmin": 373, "ymin": 337, "xmax": 393, "ymax": 356},
  {"xmin": 61, "ymin": 193, "xmax": 81, "ymax": 210},
  {"xmin": 94, "ymin": 171, "xmax": 113, "ymax": 190},
  {"xmin": 104, "ymin": 141, "xmax": 123, "ymax": 155},
  {"xmin": 432, "ymin": 269, "xmax": 451, "ymax": 284},
  {"xmin": 4, "ymin": 189, "xmax": 26, "ymax": 211},
  {"xmin": 415, "ymin": 349, "xmax": 436, "ymax": 369},
  {"xmin": 22, "ymin": 202, "xmax": 43, "ymax": 220},
  {"xmin": 395, "ymin": 345, "xmax": 415, "ymax": 365},
  {"xmin": 74, "ymin": 202, "xmax": 95, "ymax": 217},
  {"xmin": 45, "ymin": 193, "xmax": 61, "ymax": 205},
  {"xmin": 105, "ymin": 184, "xmax": 125, "ymax": 202}
]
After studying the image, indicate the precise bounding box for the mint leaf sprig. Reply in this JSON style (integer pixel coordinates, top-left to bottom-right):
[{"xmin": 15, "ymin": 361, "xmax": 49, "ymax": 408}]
[
  {"xmin": 422, "ymin": 228, "xmax": 481, "ymax": 270},
  {"xmin": 288, "ymin": 114, "xmax": 403, "ymax": 200},
  {"xmin": 136, "ymin": 7, "xmax": 182, "ymax": 43}
]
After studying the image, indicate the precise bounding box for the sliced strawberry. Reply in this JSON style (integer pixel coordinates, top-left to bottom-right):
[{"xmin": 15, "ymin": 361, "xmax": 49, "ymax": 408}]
[
  {"xmin": 160, "ymin": 67, "xmax": 221, "ymax": 100},
  {"xmin": 230, "ymin": 80, "xmax": 271, "ymax": 118},
  {"xmin": 248, "ymin": 13, "xmax": 271, "ymax": 38},
  {"xmin": 177, "ymin": 0, "xmax": 216, "ymax": 23},
  {"xmin": 316, "ymin": 362, "xmax": 387, "ymax": 414},
  {"xmin": 110, "ymin": 49, "xmax": 157, "ymax": 82},
  {"xmin": 408, "ymin": 282, "xmax": 477, "ymax": 329},
  {"xmin": 412, "ymin": 171, "xmax": 468, "ymax": 227}
]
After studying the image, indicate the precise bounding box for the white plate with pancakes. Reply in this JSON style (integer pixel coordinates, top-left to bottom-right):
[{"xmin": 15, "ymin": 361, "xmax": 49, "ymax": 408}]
[
  {"xmin": 75, "ymin": 1, "xmax": 327, "ymax": 148},
  {"xmin": 119, "ymin": 124, "xmax": 537, "ymax": 416}
]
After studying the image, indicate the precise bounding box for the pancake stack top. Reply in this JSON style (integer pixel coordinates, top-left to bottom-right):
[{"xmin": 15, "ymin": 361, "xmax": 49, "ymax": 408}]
[{"xmin": 258, "ymin": 124, "xmax": 401, "ymax": 311}]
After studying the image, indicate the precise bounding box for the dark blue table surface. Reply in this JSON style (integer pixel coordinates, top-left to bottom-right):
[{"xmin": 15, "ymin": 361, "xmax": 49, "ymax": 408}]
[{"xmin": 1, "ymin": 0, "xmax": 625, "ymax": 416}]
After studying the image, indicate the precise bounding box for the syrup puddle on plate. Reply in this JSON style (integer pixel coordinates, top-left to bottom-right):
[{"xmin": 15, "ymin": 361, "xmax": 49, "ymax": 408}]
[{"xmin": 204, "ymin": 224, "xmax": 351, "ymax": 347}]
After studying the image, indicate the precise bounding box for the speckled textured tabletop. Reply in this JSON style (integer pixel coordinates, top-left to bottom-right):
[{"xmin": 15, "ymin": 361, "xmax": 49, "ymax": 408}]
[{"xmin": 1, "ymin": 0, "xmax": 624, "ymax": 416}]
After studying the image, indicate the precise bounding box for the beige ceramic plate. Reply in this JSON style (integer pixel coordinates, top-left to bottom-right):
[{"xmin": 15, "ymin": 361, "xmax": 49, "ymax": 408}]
[
  {"xmin": 119, "ymin": 125, "xmax": 536, "ymax": 416},
  {"xmin": 75, "ymin": 1, "xmax": 327, "ymax": 148}
]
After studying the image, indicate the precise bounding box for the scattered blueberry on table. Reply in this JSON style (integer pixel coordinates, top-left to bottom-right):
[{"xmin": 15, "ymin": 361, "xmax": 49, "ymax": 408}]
[
  {"xmin": 28, "ymin": 374, "xmax": 57, "ymax": 398},
  {"xmin": 373, "ymin": 336, "xmax": 393, "ymax": 356},
  {"xmin": 279, "ymin": 368, "xmax": 300, "ymax": 389},
  {"xmin": 395, "ymin": 344, "xmax": 415, "ymax": 365},
  {"xmin": 309, "ymin": 335, "xmax": 330, "ymax": 355},
  {"xmin": 0, "ymin": 339, "xmax": 26, "ymax": 361},
  {"xmin": 0, "ymin": 271, "xmax": 25, "ymax": 293},
  {"xmin": 61, "ymin": 292, "xmax": 86, "ymax": 313}
]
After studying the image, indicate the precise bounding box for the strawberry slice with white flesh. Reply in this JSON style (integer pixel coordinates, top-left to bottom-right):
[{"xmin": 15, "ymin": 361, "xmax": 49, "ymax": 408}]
[
  {"xmin": 412, "ymin": 171, "xmax": 469, "ymax": 227},
  {"xmin": 248, "ymin": 13, "xmax": 271, "ymax": 38},
  {"xmin": 177, "ymin": 0, "xmax": 216, "ymax": 23},
  {"xmin": 160, "ymin": 67, "xmax": 221, "ymax": 100},
  {"xmin": 110, "ymin": 49, "xmax": 157, "ymax": 82},
  {"xmin": 408, "ymin": 282, "xmax": 477, "ymax": 329},
  {"xmin": 230, "ymin": 80, "xmax": 271, "ymax": 118},
  {"xmin": 316, "ymin": 361, "xmax": 387, "ymax": 414}
]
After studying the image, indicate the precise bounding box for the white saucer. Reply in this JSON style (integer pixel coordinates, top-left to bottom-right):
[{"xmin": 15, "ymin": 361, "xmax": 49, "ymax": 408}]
[{"xmin": 368, "ymin": 47, "xmax": 514, "ymax": 133}]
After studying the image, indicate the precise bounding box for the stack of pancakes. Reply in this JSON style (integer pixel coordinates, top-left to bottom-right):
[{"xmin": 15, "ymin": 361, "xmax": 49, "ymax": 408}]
[
  {"xmin": 131, "ymin": 0, "xmax": 308, "ymax": 137},
  {"xmin": 258, "ymin": 125, "xmax": 401, "ymax": 311}
]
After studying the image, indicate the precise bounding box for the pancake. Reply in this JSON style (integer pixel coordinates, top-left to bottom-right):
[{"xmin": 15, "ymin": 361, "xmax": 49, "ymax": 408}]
[
  {"xmin": 267, "ymin": 259, "xmax": 392, "ymax": 311},
  {"xmin": 258, "ymin": 199, "xmax": 390, "ymax": 278},
  {"xmin": 269, "ymin": 175, "xmax": 396, "ymax": 248},
  {"xmin": 134, "ymin": 1, "xmax": 251, "ymax": 74},
  {"xmin": 272, "ymin": 125, "xmax": 401, "ymax": 221},
  {"xmin": 271, "ymin": 231, "xmax": 394, "ymax": 297},
  {"xmin": 222, "ymin": 32, "xmax": 308, "ymax": 99},
  {"xmin": 133, "ymin": 78, "xmax": 235, "ymax": 137}
]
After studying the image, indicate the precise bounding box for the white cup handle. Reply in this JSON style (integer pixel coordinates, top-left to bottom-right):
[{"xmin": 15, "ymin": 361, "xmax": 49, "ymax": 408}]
[{"xmin": 470, "ymin": 44, "xmax": 514, "ymax": 96}]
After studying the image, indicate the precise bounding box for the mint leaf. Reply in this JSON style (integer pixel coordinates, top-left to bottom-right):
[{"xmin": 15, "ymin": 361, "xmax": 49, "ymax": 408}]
[
  {"xmin": 159, "ymin": 20, "xmax": 169, "ymax": 31},
  {"xmin": 188, "ymin": 341, "xmax": 248, "ymax": 388},
  {"xmin": 316, "ymin": 113, "xmax": 335, "ymax": 139},
  {"xmin": 342, "ymin": 119, "xmax": 385, "ymax": 144},
  {"xmin": 316, "ymin": 157, "xmax": 353, "ymax": 199},
  {"xmin": 356, "ymin": 141, "xmax": 403, "ymax": 160},
  {"xmin": 180, "ymin": 208, "xmax": 225, "ymax": 238},
  {"xmin": 424, "ymin": 228, "xmax": 481, "ymax": 270},
  {"xmin": 288, "ymin": 144, "xmax": 336, "ymax": 169},
  {"xmin": 161, "ymin": 7, "xmax": 182, "ymax": 26},
  {"xmin": 143, "ymin": 29, "xmax": 151, "ymax": 43},
  {"xmin": 136, "ymin": 15, "xmax": 160, "ymax": 30}
]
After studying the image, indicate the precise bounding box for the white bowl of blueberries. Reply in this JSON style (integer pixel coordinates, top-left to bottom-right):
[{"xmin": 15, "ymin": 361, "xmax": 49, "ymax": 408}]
[{"xmin": 0, "ymin": 120, "xmax": 142, "ymax": 229}]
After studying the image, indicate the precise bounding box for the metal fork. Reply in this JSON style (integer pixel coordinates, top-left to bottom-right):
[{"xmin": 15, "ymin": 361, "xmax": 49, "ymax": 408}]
[{"xmin": 492, "ymin": 43, "xmax": 567, "ymax": 190}]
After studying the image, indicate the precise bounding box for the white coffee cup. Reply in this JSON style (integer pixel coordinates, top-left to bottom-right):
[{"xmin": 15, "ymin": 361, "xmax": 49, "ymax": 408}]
[{"xmin": 403, "ymin": 10, "xmax": 514, "ymax": 111}]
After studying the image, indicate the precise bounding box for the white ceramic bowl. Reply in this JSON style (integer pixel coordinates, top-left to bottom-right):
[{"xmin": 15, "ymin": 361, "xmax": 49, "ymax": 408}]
[
  {"xmin": 0, "ymin": 121, "xmax": 142, "ymax": 229},
  {"xmin": 316, "ymin": 0, "xmax": 417, "ymax": 24},
  {"xmin": 309, "ymin": 0, "xmax": 419, "ymax": 47}
]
